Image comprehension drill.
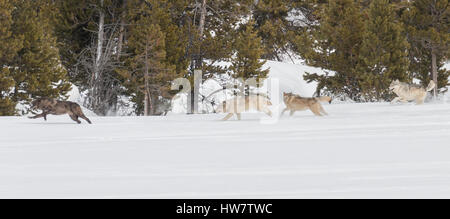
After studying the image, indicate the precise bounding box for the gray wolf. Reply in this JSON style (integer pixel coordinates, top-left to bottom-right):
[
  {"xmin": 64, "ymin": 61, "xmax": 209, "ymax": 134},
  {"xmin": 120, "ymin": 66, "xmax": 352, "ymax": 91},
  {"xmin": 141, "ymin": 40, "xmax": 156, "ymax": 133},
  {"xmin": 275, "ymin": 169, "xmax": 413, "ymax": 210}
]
[
  {"xmin": 29, "ymin": 98, "xmax": 92, "ymax": 124},
  {"xmin": 389, "ymin": 80, "xmax": 435, "ymax": 105},
  {"xmin": 281, "ymin": 93, "xmax": 331, "ymax": 117},
  {"xmin": 216, "ymin": 95, "xmax": 273, "ymax": 121}
]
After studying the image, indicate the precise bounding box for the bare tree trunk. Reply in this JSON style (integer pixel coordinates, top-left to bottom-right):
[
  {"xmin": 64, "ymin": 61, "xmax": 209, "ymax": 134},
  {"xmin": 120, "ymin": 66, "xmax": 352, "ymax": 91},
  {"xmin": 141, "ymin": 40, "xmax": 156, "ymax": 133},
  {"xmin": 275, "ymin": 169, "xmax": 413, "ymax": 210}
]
[
  {"xmin": 144, "ymin": 91, "xmax": 149, "ymax": 116},
  {"xmin": 144, "ymin": 43, "xmax": 150, "ymax": 116},
  {"xmin": 150, "ymin": 92, "xmax": 156, "ymax": 115},
  {"xmin": 90, "ymin": 0, "xmax": 105, "ymax": 114},
  {"xmin": 431, "ymin": 48, "xmax": 438, "ymax": 99},
  {"xmin": 116, "ymin": 0, "xmax": 127, "ymax": 61},
  {"xmin": 190, "ymin": 0, "xmax": 207, "ymax": 114},
  {"xmin": 198, "ymin": 0, "xmax": 207, "ymax": 37},
  {"xmin": 95, "ymin": 0, "xmax": 105, "ymax": 80}
]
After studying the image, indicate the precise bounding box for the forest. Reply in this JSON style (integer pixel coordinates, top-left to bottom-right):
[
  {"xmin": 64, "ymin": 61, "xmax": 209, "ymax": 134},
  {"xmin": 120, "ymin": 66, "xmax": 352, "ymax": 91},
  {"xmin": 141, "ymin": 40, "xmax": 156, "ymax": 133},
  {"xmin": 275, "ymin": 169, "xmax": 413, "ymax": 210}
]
[{"xmin": 0, "ymin": 0, "xmax": 448, "ymax": 116}]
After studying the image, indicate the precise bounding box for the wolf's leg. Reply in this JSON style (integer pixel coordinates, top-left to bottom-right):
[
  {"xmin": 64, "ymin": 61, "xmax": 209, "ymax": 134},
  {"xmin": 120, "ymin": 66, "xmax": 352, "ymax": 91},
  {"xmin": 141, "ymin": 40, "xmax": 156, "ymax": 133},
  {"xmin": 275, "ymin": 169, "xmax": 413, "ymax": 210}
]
[
  {"xmin": 236, "ymin": 113, "xmax": 242, "ymax": 121},
  {"xmin": 391, "ymin": 97, "xmax": 402, "ymax": 104},
  {"xmin": 416, "ymin": 96, "xmax": 426, "ymax": 105},
  {"xmin": 28, "ymin": 113, "xmax": 46, "ymax": 120},
  {"xmin": 69, "ymin": 114, "xmax": 82, "ymax": 124},
  {"xmin": 222, "ymin": 113, "xmax": 234, "ymax": 121},
  {"xmin": 42, "ymin": 111, "xmax": 50, "ymax": 121},
  {"xmin": 289, "ymin": 110, "xmax": 295, "ymax": 117},
  {"xmin": 311, "ymin": 105, "xmax": 323, "ymax": 116},
  {"xmin": 319, "ymin": 105, "xmax": 328, "ymax": 116},
  {"xmin": 79, "ymin": 114, "xmax": 92, "ymax": 124},
  {"xmin": 264, "ymin": 109, "xmax": 273, "ymax": 117},
  {"xmin": 280, "ymin": 108, "xmax": 289, "ymax": 117}
]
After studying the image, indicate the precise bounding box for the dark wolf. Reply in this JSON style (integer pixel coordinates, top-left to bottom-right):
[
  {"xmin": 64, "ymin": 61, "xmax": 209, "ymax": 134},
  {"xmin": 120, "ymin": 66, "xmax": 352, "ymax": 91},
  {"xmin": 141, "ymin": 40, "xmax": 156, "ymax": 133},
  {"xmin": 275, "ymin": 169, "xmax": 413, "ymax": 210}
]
[{"xmin": 29, "ymin": 98, "xmax": 92, "ymax": 124}]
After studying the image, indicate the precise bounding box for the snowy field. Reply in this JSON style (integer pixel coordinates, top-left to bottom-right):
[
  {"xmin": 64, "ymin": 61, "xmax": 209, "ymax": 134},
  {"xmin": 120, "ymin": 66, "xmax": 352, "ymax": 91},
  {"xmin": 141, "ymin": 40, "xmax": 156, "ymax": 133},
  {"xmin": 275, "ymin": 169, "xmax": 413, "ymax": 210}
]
[{"xmin": 1, "ymin": 102, "xmax": 450, "ymax": 198}]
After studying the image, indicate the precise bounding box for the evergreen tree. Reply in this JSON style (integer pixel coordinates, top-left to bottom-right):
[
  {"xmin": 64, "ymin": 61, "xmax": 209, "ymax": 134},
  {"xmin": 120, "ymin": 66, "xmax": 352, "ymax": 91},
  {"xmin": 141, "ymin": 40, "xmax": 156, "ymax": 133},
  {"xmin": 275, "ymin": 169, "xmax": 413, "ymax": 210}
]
[
  {"xmin": 253, "ymin": 0, "xmax": 291, "ymax": 60},
  {"xmin": 183, "ymin": 0, "xmax": 251, "ymax": 113},
  {"xmin": 0, "ymin": 67, "xmax": 16, "ymax": 116},
  {"xmin": 408, "ymin": 42, "xmax": 449, "ymax": 92},
  {"xmin": 357, "ymin": 0, "xmax": 410, "ymax": 101},
  {"xmin": 253, "ymin": 0, "xmax": 317, "ymax": 61},
  {"xmin": 230, "ymin": 20, "xmax": 269, "ymax": 89},
  {"xmin": 53, "ymin": 0, "xmax": 96, "ymax": 87},
  {"xmin": 126, "ymin": 0, "xmax": 188, "ymax": 77},
  {"xmin": 119, "ymin": 5, "xmax": 176, "ymax": 116},
  {"xmin": 402, "ymin": 0, "xmax": 450, "ymax": 96},
  {"xmin": 302, "ymin": 0, "xmax": 366, "ymax": 101},
  {"xmin": 0, "ymin": 0, "xmax": 21, "ymax": 115},
  {"xmin": 10, "ymin": 0, "xmax": 71, "ymax": 109}
]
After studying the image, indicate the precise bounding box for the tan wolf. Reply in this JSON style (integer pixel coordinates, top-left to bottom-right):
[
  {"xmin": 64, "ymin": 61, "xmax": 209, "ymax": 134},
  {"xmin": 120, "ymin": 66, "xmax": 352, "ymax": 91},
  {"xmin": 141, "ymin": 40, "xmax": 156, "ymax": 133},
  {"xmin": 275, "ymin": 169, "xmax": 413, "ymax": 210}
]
[
  {"xmin": 216, "ymin": 95, "xmax": 273, "ymax": 121},
  {"xmin": 281, "ymin": 93, "xmax": 331, "ymax": 117},
  {"xmin": 389, "ymin": 80, "xmax": 435, "ymax": 105},
  {"xmin": 29, "ymin": 98, "xmax": 92, "ymax": 124}
]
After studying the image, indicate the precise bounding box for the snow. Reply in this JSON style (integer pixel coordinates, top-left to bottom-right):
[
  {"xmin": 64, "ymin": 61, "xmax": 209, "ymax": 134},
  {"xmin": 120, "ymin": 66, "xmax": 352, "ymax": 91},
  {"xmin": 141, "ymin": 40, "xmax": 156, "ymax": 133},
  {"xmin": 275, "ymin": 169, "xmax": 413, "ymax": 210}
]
[
  {"xmin": 2, "ymin": 101, "xmax": 450, "ymax": 198},
  {"xmin": 3, "ymin": 60, "xmax": 450, "ymax": 198},
  {"xmin": 444, "ymin": 62, "xmax": 450, "ymax": 72}
]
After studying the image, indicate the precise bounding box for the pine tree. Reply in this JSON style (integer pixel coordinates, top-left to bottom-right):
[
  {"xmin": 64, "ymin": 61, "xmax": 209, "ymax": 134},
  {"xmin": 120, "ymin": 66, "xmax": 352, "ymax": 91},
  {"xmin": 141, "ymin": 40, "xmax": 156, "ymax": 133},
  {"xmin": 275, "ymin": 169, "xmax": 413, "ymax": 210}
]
[
  {"xmin": 52, "ymin": 0, "xmax": 93, "ymax": 86},
  {"xmin": 357, "ymin": 0, "xmax": 410, "ymax": 101},
  {"xmin": 126, "ymin": 0, "xmax": 189, "ymax": 77},
  {"xmin": 302, "ymin": 0, "xmax": 366, "ymax": 101},
  {"xmin": 10, "ymin": 0, "xmax": 71, "ymax": 110},
  {"xmin": 253, "ymin": 0, "xmax": 291, "ymax": 60},
  {"xmin": 230, "ymin": 20, "xmax": 269, "ymax": 92},
  {"xmin": 183, "ymin": 0, "xmax": 251, "ymax": 113},
  {"xmin": 252, "ymin": 0, "xmax": 316, "ymax": 61},
  {"xmin": 402, "ymin": 0, "xmax": 450, "ymax": 96},
  {"xmin": 119, "ymin": 11, "xmax": 175, "ymax": 116},
  {"xmin": 0, "ymin": 0, "xmax": 21, "ymax": 115},
  {"xmin": 0, "ymin": 67, "xmax": 16, "ymax": 116}
]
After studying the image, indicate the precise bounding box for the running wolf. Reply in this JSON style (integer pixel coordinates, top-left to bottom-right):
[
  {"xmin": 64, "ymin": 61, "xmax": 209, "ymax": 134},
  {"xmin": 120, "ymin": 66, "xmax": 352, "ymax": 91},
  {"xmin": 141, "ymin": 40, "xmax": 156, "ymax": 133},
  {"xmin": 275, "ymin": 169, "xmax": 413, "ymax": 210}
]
[
  {"xmin": 389, "ymin": 80, "xmax": 435, "ymax": 105},
  {"xmin": 29, "ymin": 98, "xmax": 92, "ymax": 124},
  {"xmin": 216, "ymin": 95, "xmax": 273, "ymax": 121},
  {"xmin": 281, "ymin": 93, "xmax": 331, "ymax": 117}
]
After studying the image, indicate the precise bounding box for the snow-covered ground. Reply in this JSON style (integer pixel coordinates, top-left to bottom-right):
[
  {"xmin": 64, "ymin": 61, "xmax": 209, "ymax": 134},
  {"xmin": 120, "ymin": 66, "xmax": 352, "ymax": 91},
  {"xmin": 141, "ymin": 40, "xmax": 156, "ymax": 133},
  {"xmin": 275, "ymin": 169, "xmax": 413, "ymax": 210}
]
[{"xmin": 2, "ymin": 101, "xmax": 450, "ymax": 198}]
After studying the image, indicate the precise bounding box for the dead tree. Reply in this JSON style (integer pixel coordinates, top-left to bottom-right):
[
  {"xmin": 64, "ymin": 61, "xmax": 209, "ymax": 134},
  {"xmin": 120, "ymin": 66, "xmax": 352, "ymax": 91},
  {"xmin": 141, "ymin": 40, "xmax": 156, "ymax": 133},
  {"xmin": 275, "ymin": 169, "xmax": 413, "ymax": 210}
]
[{"xmin": 77, "ymin": 22, "xmax": 123, "ymax": 116}]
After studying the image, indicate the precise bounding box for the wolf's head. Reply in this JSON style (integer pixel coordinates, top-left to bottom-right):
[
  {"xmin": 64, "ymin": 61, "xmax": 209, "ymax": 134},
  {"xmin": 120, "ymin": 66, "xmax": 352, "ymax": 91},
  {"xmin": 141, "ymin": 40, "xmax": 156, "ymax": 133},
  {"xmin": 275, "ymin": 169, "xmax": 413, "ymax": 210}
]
[
  {"xmin": 283, "ymin": 92, "xmax": 295, "ymax": 103},
  {"xmin": 318, "ymin": 96, "xmax": 332, "ymax": 104},
  {"xmin": 389, "ymin": 80, "xmax": 401, "ymax": 92}
]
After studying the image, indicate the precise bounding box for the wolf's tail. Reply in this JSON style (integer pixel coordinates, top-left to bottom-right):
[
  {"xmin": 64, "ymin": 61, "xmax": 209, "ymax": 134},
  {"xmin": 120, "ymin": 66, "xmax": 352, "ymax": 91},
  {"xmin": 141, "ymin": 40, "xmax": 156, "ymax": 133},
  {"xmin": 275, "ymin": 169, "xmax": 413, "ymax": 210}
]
[
  {"xmin": 316, "ymin": 96, "xmax": 332, "ymax": 104},
  {"xmin": 426, "ymin": 80, "xmax": 436, "ymax": 92}
]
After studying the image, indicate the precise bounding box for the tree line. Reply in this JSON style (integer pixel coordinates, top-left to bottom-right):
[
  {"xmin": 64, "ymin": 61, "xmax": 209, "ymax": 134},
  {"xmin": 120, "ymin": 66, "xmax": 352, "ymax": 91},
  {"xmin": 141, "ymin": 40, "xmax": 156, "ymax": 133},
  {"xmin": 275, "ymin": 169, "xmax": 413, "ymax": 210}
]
[{"xmin": 0, "ymin": 0, "xmax": 448, "ymax": 116}]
